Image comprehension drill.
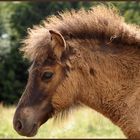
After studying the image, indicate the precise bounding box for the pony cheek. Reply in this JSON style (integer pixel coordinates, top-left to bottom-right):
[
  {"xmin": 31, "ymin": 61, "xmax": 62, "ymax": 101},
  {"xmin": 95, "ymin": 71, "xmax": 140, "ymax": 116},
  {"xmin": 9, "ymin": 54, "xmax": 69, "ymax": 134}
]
[{"xmin": 52, "ymin": 92, "xmax": 73, "ymax": 112}]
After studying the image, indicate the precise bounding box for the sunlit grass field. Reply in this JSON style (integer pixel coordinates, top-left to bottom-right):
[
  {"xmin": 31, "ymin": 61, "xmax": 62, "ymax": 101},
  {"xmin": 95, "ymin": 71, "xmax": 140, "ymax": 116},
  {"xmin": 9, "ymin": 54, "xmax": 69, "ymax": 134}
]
[{"xmin": 0, "ymin": 104, "xmax": 125, "ymax": 138}]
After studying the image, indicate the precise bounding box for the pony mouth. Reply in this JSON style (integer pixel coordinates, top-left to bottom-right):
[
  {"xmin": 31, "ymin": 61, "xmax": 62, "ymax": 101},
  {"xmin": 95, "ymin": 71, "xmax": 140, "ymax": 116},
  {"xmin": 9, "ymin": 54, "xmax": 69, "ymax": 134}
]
[
  {"xmin": 26, "ymin": 124, "xmax": 39, "ymax": 137},
  {"xmin": 27, "ymin": 113, "xmax": 54, "ymax": 137},
  {"xmin": 27, "ymin": 117, "xmax": 51, "ymax": 137}
]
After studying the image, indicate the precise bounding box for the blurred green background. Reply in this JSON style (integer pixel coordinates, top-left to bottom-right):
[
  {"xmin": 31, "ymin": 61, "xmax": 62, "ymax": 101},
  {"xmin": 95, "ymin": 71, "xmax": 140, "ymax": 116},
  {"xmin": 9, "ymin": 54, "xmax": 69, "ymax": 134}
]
[{"xmin": 0, "ymin": 1, "xmax": 139, "ymax": 138}]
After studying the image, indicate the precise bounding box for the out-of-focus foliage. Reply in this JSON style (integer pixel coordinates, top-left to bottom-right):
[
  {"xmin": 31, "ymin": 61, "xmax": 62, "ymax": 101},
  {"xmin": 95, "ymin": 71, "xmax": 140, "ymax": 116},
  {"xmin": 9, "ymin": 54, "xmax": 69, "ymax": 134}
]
[
  {"xmin": 114, "ymin": 2, "xmax": 140, "ymax": 25},
  {"xmin": 0, "ymin": 1, "xmax": 139, "ymax": 104}
]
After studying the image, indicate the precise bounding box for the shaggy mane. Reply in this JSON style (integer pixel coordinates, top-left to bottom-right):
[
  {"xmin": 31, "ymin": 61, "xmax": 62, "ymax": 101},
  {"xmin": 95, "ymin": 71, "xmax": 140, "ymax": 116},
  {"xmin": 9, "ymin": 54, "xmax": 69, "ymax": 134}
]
[{"xmin": 21, "ymin": 5, "xmax": 140, "ymax": 61}]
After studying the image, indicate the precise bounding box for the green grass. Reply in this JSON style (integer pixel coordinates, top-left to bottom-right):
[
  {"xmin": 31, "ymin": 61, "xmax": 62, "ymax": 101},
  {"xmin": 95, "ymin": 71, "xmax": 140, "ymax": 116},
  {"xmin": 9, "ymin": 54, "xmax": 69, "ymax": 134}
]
[{"xmin": 0, "ymin": 104, "xmax": 125, "ymax": 138}]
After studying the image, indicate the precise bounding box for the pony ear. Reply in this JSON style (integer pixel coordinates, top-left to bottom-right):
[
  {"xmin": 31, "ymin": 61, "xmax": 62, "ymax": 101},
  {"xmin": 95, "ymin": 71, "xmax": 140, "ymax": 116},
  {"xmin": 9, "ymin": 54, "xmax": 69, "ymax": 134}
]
[{"xmin": 49, "ymin": 30, "xmax": 66, "ymax": 60}]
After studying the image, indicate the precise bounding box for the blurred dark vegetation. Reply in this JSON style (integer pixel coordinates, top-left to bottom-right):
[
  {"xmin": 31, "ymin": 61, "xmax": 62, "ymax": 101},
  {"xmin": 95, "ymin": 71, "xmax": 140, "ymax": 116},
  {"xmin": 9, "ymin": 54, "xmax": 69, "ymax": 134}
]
[{"xmin": 0, "ymin": 1, "xmax": 140, "ymax": 105}]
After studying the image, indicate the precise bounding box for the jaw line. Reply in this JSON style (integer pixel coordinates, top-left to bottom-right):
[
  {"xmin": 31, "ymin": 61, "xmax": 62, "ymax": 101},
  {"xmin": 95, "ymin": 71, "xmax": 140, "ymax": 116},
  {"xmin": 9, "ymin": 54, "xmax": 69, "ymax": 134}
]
[
  {"xmin": 39, "ymin": 112, "xmax": 54, "ymax": 126},
  {"xmin": 39, "ymin": 117, "xmax": 50, "ymax": 126}
]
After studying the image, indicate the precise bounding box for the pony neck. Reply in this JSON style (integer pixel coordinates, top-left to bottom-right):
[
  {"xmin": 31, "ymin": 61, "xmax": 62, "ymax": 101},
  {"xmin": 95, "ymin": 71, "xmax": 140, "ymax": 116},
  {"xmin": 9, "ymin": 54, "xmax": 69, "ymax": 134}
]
[{"xmin": 76, "ymin": 39, "xmax": 140, "ymax": 117}]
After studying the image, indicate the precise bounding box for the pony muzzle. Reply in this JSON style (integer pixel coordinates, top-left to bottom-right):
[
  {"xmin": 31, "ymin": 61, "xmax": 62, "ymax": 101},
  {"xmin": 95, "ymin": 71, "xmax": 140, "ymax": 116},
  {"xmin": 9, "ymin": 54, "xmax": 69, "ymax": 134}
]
[{"xmin": 13, "ymin": 107, "xmax": 39, "ymax": 137}]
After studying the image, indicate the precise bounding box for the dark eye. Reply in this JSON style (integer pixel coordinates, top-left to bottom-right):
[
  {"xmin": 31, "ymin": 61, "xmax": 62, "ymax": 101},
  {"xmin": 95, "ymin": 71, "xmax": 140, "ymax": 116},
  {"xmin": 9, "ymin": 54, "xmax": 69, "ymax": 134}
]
[{"xmin": 42, "ymin": 72, "xmax": 54, "ymax": 81}]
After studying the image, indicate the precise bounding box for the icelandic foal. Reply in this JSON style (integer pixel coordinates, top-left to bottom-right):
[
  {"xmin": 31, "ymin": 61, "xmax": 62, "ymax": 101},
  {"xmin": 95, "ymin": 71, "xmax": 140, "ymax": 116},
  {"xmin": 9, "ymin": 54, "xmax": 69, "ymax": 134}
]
[{"xmin": 13, "ymin": 6, "xmax": 140, "ymax": 138}]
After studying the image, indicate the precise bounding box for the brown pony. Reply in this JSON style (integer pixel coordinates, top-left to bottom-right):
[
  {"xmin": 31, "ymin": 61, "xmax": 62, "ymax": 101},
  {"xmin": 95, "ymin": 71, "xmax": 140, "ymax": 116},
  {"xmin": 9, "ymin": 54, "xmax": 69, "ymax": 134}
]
[{"xmin": 13, "ymin": 5, "xmax": 140, "ymax": 138}]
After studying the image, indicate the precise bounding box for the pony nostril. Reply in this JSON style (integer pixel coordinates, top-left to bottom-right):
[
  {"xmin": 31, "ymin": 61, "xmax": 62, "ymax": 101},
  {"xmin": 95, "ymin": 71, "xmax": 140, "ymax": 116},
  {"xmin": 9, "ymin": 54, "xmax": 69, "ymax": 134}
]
[{"xmin": 16, "ymin": 120, "xmax": 23, "ymax": 131}]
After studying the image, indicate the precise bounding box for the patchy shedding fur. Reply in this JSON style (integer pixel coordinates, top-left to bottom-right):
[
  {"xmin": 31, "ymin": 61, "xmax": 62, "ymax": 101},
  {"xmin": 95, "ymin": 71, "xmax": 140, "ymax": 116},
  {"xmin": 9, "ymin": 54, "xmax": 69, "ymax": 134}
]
[{"xmin": 14, "ymin": 5, "xmax": 140, "ymax": 138}]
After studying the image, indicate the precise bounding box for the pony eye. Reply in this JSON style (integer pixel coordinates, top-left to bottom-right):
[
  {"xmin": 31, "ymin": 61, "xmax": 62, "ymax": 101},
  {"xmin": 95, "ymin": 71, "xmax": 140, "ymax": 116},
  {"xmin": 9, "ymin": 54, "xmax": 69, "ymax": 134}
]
[{"xmin": 42, "ymin": 72, "xmax": 53, "ymax": 81}]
